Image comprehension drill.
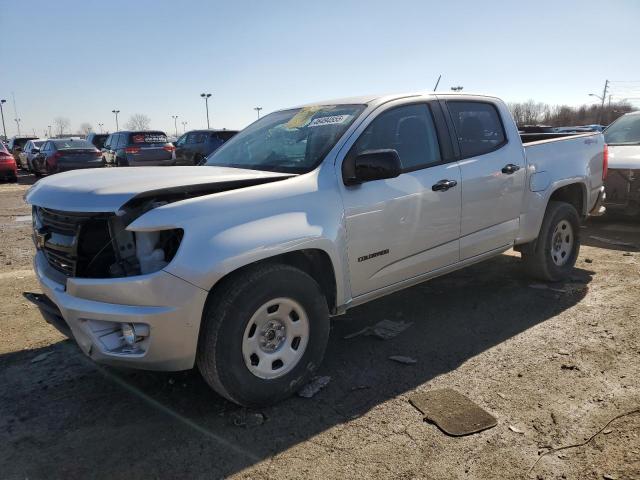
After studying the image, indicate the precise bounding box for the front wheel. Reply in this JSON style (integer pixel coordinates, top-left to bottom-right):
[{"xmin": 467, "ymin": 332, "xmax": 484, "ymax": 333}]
[
  {"xmin": 197, "ymin": 264, "xmax": 330, "ymax": 407},
  {"xmin": 522, "ymin": 201, "xmax": 581, "ymax": 282}
]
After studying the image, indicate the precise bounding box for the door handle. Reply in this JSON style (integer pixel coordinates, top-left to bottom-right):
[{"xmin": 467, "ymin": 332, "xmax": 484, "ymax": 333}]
[
  {"xmin": 432, "ymin": 179, "xmax": 458, "ymax": 192},
  {"xmin": 501, "ymin": 164, "xmax": 521, "ymax": 174}
]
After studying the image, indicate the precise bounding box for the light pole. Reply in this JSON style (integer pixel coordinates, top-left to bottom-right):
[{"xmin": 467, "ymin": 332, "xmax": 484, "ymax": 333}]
[
  {"xmin": 171, "ymin": 115, "xmax": 179, "ymax": 137},
  {"xmin": 98, "ymin": 123, "xmax": 104, "ymax": 133},
  {"xmin": 0, "ymin": 99, "xmax": 7, "ymax": 140},
  {"xmin": 181, "ymin": 121, "xmax": 188, "ymax": 133},
  {"xmin": 14, "ymin": 118, "xmax": 21, "ymax": 135},
  {"xmin": 47, "ymin": 125, "xmax": 52, "ymax": 137},
  {"xmin": 589, "ymin": 79, "xmax": 609, "ymax": 124},
  {"xmin": 254, "ymin": 107, "xmax": 263, "ymax": 119},
  {"xmin": 112, "ymin": 109, "xmax": 120, "ymax": 131},
  {"xmin": 200, "ymin": 93, "xmax": 212, "ymax": 129}
]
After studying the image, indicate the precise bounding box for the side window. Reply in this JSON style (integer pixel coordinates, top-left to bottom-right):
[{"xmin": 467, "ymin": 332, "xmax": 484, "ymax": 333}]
[
  {"xmin": 209, "ymin": 133, "xmax": 224, "ymax": 148},
  {"xmin": 114, "ymin": 134, "xmax": 123, "ymax": 148},
  {"xmin": 186, "ymin": 132, "xmax": 206, "ymax": 144},
  {"xmin": 104, "ymin": 135, "xmax": 112, "ymax": 149},
  {"xmin": 175, "ymin": 134, "xmax": 186, "ymax": 146},
  {"xmin": 447, "ymin": 101, "xmax": 506, "ymax": 158},
  {"xmin": 349, "ymin": 104, "xmax": 441, "ymax": 171}
]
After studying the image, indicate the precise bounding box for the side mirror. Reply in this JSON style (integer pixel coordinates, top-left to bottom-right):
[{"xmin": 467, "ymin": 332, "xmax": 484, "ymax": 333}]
[
  {"xmin": 31, "ymin": 148, "xmax": 40, "ymax": 154},
  {"xmin": 342, "ymin": 149, "xmax": 402, "ymax": 185}
]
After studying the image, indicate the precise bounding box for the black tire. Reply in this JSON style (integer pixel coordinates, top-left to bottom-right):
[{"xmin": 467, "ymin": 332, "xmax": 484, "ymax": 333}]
[
  {"xmin": 197, "ymin": 263, "xmax": 330, "ymax": 407},
  {"xmin": 522, "ymin": 201, "xmax": 581, "ymax": 282}
]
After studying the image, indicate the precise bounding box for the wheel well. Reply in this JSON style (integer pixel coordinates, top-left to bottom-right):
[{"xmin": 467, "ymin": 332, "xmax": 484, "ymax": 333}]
[
  {"xmin": 548, "ymin": 183, "xmax": 585, "ymax": 217},
  {"xmin": 212, "ymin": 249, "xmax": 338, "ymax": 313}
]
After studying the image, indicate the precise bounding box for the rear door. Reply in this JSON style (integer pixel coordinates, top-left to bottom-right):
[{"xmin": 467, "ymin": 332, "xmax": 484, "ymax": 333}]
[
  {"xmin": 441, "ymin": 97, "xmax": 526, "ymax": 259},
  {"xmin": 337, "ymin": 100, "xmax": 462, "ymax": 297}
]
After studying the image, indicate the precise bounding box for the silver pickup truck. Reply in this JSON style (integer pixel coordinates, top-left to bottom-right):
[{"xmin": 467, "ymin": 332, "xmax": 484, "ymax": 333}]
[{"xmin": 25, "ymin": 92, "xmax": 606, "ymax": 406}]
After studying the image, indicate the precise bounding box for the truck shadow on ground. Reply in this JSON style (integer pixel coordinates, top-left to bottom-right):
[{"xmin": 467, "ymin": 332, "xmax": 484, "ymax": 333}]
[{"xmin": 0, "ymin": 253, "xmax": 595, "ymax": 479}]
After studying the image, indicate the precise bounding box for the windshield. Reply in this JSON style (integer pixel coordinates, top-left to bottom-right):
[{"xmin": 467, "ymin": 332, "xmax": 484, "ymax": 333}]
[
  {"xmin": 604, "ymin": 114, "xmax": 640, "ymax": 145},
  {"xmin": 204, "ymin": 104, "xmax": 365, "ymax": 173}
]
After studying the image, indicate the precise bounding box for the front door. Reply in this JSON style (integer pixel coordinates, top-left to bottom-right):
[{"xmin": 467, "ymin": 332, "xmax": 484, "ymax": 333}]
[{"xmin": 338, "ymin": 102, "xmax": 462, "ymax": 298}]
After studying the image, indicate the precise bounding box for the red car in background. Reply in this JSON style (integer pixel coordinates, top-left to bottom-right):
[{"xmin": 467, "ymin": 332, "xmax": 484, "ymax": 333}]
[{"xmin": 0, "ymin": 141, "xmax": 18, "ymax": 182}]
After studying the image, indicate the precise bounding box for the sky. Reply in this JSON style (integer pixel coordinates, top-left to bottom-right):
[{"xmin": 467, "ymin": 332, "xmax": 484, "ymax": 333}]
[{"xmin": 1, "ymin": 0, "xmax": 639, "ymax": 138}]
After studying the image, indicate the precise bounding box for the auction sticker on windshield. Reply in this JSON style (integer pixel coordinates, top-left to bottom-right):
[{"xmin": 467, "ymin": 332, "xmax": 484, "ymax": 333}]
[{"xmin": 308, "ymin": 115, "xmax": 351, "ymax": 127}]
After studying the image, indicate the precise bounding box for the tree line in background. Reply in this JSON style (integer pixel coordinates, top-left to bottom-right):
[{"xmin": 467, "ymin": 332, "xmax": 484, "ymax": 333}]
[
  {"xmin": 46, "ymin": 113, "xmax": 152, "ymax": 137},
  {"xmin": 507, "ymin": 100, "xmax": 636, "ymax": 127}
]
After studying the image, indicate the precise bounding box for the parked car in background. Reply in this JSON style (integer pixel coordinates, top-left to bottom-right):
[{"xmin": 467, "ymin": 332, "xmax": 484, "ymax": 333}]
[
  {"xmin": 173, "ymin": 129, "xmax": 238, "ymax": 165},
  {"xmin": 85, "ymin": 132, "xmax": 109, "ymax": 150},
  {"xmin": 32, "ymin": 138, "xmax": 103, "ymax": 176},
  {"xmin": 102, "ymin": 130, "xmax": 175, "ymax": 167},
  {"xmin": 17, "ymin": 139, "xmax": 47, "ymax": 171},
  {"xmin": 603, "ymin": 111, "xmax": 640, "ymax": 216},
  {"xmin": 25, "ymin": 92, "xmax": 606, "ymax": 406},
  {"xmin": 0, "ymin": 140, "xmax": 17, "ymax": 182},
  {"xmin": 7, "ymin": 135, "xmax": 37, "ymax": 163}
]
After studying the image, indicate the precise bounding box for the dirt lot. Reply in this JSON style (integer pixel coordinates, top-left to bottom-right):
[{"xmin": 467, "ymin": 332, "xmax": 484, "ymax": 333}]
[{"xmin": 1, "ymin": 173, "xmax": 639, "ymax": 480}]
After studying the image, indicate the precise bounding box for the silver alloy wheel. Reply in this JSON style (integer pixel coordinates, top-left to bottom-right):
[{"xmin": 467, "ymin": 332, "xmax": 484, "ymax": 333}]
[
  {"xmin": 550, "ymin": 219, "xmax": 574, "ymax": 266},
  {"xmin": 241, "ymin": 297, "xmax": 310, "ymax": 380}
]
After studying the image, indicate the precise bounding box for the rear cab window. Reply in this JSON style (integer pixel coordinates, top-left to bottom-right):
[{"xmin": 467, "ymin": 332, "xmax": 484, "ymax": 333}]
[{"xmin": 446, "ymin": 101, "xmax": 506, "ymax": 158}]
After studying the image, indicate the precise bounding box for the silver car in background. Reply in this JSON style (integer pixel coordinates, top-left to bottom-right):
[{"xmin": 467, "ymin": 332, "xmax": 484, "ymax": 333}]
[
  {"xmin": 603, "ymin": 111, "xmax": 640, "ymax": 216},
  {"xmin": 18, "ymin": 139, "xmax": 47, "ymax": 171}
]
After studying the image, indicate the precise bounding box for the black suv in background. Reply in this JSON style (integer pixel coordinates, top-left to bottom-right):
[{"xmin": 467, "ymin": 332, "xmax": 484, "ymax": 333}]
[
  {"xmin": 102, "ymin": 130, "xmax": 175, "ymax": 167},
  {"xmin": 174, "ymin": 129, "xmax": 237, "ymax": 165},
  {"xmin": 85, "ymin": 132, "xmax": 109, "ymax": 150}
]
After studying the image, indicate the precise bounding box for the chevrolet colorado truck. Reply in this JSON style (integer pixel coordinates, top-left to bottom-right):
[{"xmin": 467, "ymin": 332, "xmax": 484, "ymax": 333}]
[{"xmin": 25, "ymin": 92, "xmax": 607, "ymax": 406}]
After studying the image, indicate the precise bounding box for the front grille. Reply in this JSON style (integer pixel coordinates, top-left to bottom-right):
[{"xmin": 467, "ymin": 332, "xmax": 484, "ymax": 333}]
[
  {"xmin": 38, "ymin": 207, "xmax": 95, "ymax": 235},
  {"xmin": 605, "ymin": 169, "xmax": 636, "ymax": 205},
  {"xmin": 44, "ymin": 249, "xmax": 76, "ymax": 276},
  {"xmin": 36, "ymin": 207, "xmax": 111, "ymax": 277}
]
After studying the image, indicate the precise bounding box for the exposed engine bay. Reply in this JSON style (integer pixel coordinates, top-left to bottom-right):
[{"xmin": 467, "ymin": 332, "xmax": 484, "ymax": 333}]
[{"xmin": 32, "ymin": 201, "xmax": 182, "ymax": 279}]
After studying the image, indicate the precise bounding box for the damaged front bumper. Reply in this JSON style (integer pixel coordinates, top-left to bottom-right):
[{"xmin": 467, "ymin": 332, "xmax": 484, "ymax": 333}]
[{"xmin": 29, "ymin": 251, "xmax": 208, "ymax": 371}]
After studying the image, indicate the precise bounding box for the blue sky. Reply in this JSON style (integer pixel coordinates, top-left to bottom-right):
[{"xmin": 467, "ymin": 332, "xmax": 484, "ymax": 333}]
[{"xmin": 1, "ymin": 0, "xmax": 639, "ymax": 137}]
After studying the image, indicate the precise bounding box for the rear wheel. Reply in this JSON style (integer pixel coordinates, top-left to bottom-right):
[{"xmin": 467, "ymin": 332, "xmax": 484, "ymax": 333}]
[
  {"xmin": 522, "ymin": 201, "xmax": 581, "ymax": 281},
  {"xmin": 197, "ymin": 263, "xmax": 330, "ymax": 407}
]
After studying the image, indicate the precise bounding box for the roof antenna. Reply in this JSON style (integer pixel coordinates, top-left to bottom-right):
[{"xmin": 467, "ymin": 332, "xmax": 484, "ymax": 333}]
[{"xmin": 433, "ymin": 74, "xmax": 442, "ymax": 91}]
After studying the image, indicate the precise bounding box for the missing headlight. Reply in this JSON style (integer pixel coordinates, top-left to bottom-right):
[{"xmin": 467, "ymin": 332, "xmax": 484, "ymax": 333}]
[{"xmin": 108, "ymin": 227, "xmax": 183, "ymax": 277}]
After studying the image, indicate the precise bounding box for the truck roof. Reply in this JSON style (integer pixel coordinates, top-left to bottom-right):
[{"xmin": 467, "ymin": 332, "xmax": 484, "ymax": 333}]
[{"xmin": 292, "ymin": 91, "xmax": 501, "ymax": 110}]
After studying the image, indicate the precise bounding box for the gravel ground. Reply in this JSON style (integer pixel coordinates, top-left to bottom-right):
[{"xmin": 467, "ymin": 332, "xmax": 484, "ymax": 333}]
[{"xmin": 1, "ymin": 172, "xmax": 639, "ymax": 480}]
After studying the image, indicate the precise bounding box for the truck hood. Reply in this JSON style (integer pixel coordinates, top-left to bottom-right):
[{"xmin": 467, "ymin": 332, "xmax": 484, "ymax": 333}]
[
  {"xmin": 608, "ymin": 145, "xmax": 640, "ymax": 169},
  {"xmin": 25, "ymin": 166, "xmax": 294, "ymax": 212}
]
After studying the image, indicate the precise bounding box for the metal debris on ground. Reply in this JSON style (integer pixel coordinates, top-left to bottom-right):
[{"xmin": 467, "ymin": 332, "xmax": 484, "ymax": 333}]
[
  {"xmin": 344, "ymin": 319, "xmax": 413, "ymax": 340},
  {"xmin": 298, "ymin": 376, "xmax": 331, "ymax": 398},
  {"xmin": 529, "ymin": 283, "xmax": 566, "ymax": 293},
  {"xmin": 31, "ymin": 352, "xmax": 53, "ymax": 364},
  {"xmin": 561, "ymin": 364, "xmax": 580, "ymax": 371},
  {"xmin": 409, "ymin": 388, "xmax": 497, "ymax": 436},
  {"xmin": 509, "ymin": 425, "xmax": 525, "ymax": 434},
  {"xmin": 389, "ymin": 355, "xmax": 417, "ymax": 365}
]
